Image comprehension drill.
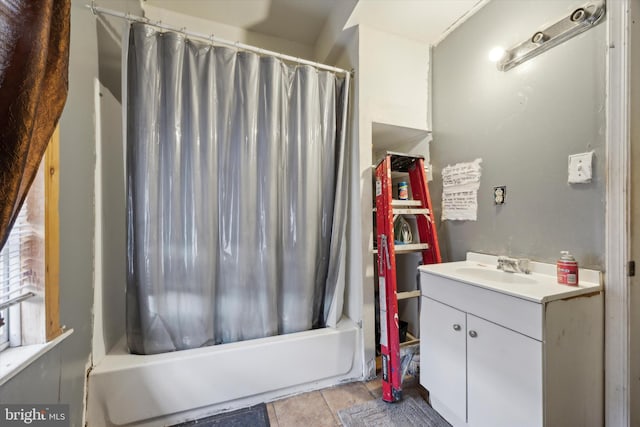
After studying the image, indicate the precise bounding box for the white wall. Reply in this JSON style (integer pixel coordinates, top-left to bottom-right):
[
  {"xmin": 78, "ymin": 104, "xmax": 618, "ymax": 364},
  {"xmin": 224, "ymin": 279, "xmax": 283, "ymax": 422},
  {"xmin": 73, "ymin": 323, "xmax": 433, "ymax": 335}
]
[
  {"xmin": 359, "ymin": 26, "xmax": 430, "ymax": 130},
  {"xmin": 142, "ymin": 4, "xmax": 313, "ymax": 60},
  {"xmin": 353, "ymin": 25, "xmax": 431, "ymax": 375},
  {"xmin": 92, "ymin": 82, "xmax": 126, "ymax": 365}
]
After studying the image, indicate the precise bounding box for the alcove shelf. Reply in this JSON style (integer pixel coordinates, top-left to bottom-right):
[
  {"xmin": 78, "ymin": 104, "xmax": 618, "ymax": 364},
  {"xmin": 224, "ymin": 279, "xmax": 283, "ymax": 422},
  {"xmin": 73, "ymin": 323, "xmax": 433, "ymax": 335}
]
[
  {"xmin": 371, "ymin": 122, "xmax": 432, "ymax": 165},
  {"xmin": 369, "ymin": 121, "xmax": 432, "ymax": 362}
]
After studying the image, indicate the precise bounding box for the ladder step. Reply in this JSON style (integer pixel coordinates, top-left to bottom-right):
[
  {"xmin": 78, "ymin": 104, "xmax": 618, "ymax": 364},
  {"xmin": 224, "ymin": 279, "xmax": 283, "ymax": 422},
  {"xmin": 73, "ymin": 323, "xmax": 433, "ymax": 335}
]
[
  {"xmin": 372, "ymin": 207, "xmax": 429, "ymax": 215},
  {"xmin": 372, "ymin": 243, "xmax": 429, "ymax": 254},
  {"xmin": 392, "ymin": 208, "xmax": 429, "ymax": 215},
  {"xmin": 391, "ymin": 199, "xmax": 421, "ymax": 206},
  {"xmin": 373, "ymin": 200, "xmax": 422, "ymax": 211},
  {"xmin": 394, "ymin": 243, "xmax": 429, "ymax": 253},
  {"xmin": 397, "ymin": 290, "xmax": 421, "ymax": 300}
]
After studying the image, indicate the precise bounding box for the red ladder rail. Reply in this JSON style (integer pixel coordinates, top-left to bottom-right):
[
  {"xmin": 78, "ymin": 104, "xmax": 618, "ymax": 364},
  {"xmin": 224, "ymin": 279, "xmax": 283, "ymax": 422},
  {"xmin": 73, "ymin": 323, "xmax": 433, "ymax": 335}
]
[
  {"xmin": 408, "ymin": 157, "xmax": 442, "ymax": 265},
  {"xmin": 375, "ymin": 152, "xmax": 441, "ymax": 403}
]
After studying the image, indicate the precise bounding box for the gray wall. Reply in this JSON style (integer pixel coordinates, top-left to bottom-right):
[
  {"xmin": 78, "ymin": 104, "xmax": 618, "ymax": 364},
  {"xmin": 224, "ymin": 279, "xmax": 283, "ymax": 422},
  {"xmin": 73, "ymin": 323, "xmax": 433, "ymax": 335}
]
[
  {"xmin": 0, "ymin": 1, "xmax": 139, "ymax": 425},
  {"xmin": 431, "ymin": 0, "xmax": 606, "ymax": 269}
]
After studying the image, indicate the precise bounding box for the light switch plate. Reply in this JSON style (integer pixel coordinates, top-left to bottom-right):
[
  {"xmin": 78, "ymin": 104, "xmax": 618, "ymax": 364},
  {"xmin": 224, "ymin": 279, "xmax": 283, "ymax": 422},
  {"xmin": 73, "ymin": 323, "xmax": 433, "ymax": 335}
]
[{"xmin": 568, "ymin": 151, "xmax": 593, "ymax": 184}]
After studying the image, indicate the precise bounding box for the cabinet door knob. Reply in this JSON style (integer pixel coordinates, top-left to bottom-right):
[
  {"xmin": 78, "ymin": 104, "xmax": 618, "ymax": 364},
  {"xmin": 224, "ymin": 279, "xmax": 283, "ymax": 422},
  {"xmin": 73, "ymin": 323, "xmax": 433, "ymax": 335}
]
[
  {"xmin": 469, "ymin": 330, "xmax": 478, "ymax": 338},
  {"xmin": 452, "ymin": 324, "xmax": 461, "ymax": 331}
]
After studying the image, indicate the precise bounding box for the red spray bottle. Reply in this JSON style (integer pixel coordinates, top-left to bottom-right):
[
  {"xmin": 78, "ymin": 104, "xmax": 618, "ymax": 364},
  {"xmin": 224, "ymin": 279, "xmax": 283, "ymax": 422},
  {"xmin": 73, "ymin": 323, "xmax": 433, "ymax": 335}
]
[{"xmin": 557, "ymin": 251, "xmax": 579, "ymax": 286}]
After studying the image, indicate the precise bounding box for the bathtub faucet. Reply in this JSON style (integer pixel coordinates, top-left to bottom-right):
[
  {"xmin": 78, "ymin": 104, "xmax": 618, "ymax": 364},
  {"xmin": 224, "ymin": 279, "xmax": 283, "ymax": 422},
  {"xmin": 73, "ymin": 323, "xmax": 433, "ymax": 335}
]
[{"xmin": 497, "ymin": 256, "xmax": 530, "ymax": 274}]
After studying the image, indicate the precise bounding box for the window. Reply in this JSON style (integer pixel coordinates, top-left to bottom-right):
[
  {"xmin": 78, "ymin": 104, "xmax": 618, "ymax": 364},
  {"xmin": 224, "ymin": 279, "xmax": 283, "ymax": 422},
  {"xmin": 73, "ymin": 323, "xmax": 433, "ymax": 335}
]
[
  {"xmin": 0, "ymin": 184, "xmax": 43, "ymax": 351},
  {"xmin": 0, "ymin": 129, "xmax": 60, "ymax": 353}
]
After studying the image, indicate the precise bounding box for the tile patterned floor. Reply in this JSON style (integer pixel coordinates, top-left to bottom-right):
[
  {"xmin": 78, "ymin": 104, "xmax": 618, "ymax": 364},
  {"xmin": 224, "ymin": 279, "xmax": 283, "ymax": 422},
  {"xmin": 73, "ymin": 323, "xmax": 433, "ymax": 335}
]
[{"xmin": 267, "ymin": 376, "xmax": 430, "ymax": 427}]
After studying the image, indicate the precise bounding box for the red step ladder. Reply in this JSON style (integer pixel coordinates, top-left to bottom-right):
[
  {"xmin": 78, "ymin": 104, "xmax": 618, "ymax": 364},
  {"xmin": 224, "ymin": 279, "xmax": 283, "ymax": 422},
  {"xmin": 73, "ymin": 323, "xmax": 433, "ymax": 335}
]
[{"xmin": 375, "ymin": 152, "xmax": 441, "ymax": 403}]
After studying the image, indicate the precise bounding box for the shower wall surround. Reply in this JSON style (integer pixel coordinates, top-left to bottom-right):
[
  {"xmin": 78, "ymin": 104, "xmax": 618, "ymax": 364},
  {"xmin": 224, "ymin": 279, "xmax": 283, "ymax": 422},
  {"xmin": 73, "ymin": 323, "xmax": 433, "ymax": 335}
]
[{"xmin": 431, "ymin": 0, "xmax": 606, "ymax": 268}]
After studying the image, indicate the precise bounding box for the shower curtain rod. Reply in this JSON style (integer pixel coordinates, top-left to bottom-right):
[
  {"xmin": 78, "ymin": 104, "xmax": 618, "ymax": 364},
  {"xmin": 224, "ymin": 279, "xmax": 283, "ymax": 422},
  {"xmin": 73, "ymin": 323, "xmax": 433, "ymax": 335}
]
[{"xmin": 86, "ymin": 3, "xmax": 351, "ymax": 76}]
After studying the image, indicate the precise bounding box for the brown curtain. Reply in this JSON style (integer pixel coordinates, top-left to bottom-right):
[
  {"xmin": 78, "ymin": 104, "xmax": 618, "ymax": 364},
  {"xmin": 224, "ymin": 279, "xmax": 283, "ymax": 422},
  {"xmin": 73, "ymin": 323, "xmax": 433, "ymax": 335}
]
[{"xmin": 0, "ymin": 0, "xmax": 70, "ymax": 251}]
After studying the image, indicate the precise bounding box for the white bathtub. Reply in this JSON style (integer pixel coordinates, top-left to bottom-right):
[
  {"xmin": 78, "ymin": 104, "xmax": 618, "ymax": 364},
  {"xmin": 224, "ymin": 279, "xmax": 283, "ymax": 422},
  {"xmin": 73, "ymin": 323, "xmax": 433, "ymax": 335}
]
[{"xmin": 86, "ymin": 317, "xmax": 361, "ymax": 426}]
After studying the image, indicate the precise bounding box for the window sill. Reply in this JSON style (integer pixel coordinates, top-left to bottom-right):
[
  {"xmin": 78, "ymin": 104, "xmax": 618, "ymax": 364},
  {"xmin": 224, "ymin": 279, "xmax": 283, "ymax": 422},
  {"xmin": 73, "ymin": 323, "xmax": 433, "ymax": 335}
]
[{"xmin": 0, "ymin": 329, "xmax": 73, "ymax": 386}]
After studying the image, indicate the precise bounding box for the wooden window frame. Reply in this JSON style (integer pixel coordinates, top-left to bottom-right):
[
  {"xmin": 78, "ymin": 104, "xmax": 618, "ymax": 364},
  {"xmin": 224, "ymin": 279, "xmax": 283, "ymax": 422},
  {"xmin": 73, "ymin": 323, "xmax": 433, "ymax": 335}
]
[{"xmin": 45, "ymin": 127, "xmax": 61, "ymax": 341}]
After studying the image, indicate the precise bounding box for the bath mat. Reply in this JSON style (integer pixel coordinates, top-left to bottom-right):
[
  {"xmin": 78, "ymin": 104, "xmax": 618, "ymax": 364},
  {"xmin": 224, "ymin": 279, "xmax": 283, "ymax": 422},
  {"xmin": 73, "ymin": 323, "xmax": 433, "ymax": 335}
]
[
  {"xmin": 338, "ymin": 396, "xmax": 450, "ymax": 427},
  {"xmin": 171, "ymin": 403, "xmax": 270, "ymax": 427}
]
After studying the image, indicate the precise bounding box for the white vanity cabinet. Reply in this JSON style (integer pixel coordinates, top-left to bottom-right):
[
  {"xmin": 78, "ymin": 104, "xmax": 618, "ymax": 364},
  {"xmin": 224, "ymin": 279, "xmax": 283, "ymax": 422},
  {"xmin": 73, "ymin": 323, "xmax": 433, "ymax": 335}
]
[
  {"xmin": 421, "ymin": 297, "xmax": 467, "ymax": 423},
  {"xmin": 422, "ymin": 297, "xmax": 543, "ymax": 427},
  {"xmin": 419, "ymin": 253, "xmax": 603, "ymax": 427},
  {"xmin": 466, "ymin": 314, "xmax": 542, "ymax": 427}
]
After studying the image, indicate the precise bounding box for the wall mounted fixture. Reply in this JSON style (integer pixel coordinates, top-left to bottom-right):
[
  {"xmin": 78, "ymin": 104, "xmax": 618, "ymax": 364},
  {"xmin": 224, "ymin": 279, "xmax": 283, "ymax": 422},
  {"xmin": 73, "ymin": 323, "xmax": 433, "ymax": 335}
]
[
  {"xmin": 568, "ymin": 151, "xmax": 594, "ymax": 184},
  {"xmin": 497, "ymin": 0, "xmax": 605, "ymax": 72}
]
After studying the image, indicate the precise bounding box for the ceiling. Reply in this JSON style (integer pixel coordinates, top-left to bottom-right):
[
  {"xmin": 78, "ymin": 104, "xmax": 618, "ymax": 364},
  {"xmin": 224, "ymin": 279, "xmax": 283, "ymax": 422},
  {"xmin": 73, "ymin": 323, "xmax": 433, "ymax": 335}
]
[
  {"xmin": 144, "ymin": 0, "xmax": 483, "ymax": 47},
  {"xmin": 145, "ymin": 0, "xmax": 354, "ymax": 45},
  {"xmin": 347, "ymin": 0, "xmax": 482, "ymax": 44}
]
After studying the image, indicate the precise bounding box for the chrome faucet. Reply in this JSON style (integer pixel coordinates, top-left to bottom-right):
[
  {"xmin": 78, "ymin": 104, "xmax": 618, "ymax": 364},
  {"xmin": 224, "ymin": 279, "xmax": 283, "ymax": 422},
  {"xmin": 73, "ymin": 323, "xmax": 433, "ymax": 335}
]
[{"xmin": 497, "ymin": 256, "xmax": 530, "ymax": 274}]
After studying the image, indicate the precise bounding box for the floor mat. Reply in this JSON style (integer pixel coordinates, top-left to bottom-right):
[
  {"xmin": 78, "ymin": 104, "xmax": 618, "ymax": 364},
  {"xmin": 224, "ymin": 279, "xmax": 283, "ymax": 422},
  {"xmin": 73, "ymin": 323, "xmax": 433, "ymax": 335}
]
[
  {"xmin": 338, "ymin": 396, "xmax": 450, "ymax": 427},
  {"xmin": 171, "ymin": 403, "xmax": 270, "ymax": 427}
]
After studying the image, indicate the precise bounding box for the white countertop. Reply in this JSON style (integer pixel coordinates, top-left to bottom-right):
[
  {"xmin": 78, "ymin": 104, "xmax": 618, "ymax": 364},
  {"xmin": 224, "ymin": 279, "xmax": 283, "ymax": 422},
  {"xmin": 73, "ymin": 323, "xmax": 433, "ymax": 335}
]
[{"xmin": 418, "ymin": 252, "xmax": 602, "ymax": 303}]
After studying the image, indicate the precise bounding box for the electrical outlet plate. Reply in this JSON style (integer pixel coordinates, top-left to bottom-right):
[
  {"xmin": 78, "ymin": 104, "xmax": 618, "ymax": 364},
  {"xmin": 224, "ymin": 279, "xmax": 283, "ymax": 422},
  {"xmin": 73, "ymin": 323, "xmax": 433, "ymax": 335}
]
[
  {"xmin": 493, "ymin": 186, "xmax": 506, "ymax": 205},
  {"xmin": 568, "ymin": 151, "xmax": 593, "ymax": 184}
]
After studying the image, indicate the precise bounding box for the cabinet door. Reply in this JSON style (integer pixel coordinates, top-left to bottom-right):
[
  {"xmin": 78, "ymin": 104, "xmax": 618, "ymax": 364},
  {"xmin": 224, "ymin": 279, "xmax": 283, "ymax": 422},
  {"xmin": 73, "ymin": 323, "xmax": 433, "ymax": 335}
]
[
  {"xmin": 467, "ymin": 314, "xmax": 543, "ymax": 427},
  {"xmin": 421, "ymin": 297, "xmax": 467, "ymax": 423}
]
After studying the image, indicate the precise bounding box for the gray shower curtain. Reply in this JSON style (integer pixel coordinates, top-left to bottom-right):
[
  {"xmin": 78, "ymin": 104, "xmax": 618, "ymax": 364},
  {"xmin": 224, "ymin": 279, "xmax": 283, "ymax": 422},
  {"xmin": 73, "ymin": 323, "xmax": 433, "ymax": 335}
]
[{"xmin": 125, "ymin": 23, "xmax": 349, "ymax": 355}]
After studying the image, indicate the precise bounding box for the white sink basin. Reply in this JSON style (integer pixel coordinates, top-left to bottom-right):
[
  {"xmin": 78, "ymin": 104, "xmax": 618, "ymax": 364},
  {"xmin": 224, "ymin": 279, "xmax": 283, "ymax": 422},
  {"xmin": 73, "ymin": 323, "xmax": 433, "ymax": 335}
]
[
  {"xmin": 418, "ymin": 253, "xmax": 602, "ymax": 303},
  {"xmin": 455, "ymin": 267, "xmax": 537, "ymax": 285}
]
